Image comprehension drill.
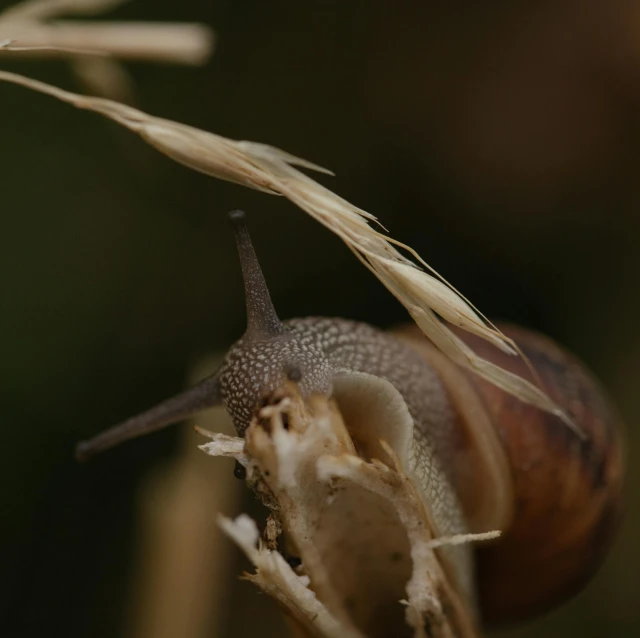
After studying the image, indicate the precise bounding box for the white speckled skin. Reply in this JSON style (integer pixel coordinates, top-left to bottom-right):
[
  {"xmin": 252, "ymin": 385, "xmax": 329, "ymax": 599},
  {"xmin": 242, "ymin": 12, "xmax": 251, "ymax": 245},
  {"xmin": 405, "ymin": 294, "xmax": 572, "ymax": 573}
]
[
  {"xmin": 219, "ymin": 327, "xmax": 333, "ymax": 434},
  {"xmin": 221, "ymin": 317, "xmax": 456, "ymax": 468},
  {"xmin": 219, "ymin": 315, "xmax": 473, "ymax": 601}
]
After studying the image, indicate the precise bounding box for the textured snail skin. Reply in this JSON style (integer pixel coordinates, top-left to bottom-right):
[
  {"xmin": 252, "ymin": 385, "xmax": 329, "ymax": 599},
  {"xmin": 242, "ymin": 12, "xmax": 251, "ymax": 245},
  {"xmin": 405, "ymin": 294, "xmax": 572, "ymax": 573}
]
[
  {"xmin": 222, "ymin": 317, "xmax": 458, "ymax": 464},
  {"xmin": 219, "ymin": 316, "xmax": 470, "ymax": 541},
  {"xmin": 217, "ymin": 315, "xmax": 478, "ymax": 605},
  {"xmin": 401, "ymin": 323, "xmax": 626, "ymax": 625}
]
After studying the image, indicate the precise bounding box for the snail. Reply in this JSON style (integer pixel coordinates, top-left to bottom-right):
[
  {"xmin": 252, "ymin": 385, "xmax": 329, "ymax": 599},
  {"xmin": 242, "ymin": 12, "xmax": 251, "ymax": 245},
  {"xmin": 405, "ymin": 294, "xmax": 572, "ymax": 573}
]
[{"xmin": 76, "ymin": 210, "xmax": 624, "ymax": 627}]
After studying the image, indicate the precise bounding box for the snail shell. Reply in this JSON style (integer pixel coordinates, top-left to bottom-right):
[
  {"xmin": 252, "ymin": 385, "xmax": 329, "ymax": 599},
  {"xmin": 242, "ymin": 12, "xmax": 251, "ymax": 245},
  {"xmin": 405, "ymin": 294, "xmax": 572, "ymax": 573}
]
[{"xmin": 396, "ymin": 323, "xmax": 625, "ymax": 624}]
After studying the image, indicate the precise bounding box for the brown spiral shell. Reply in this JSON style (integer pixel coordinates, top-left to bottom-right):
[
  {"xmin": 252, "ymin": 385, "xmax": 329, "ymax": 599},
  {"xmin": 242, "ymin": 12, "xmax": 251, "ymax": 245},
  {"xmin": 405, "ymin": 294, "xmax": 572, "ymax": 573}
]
[{"xmin": 398, "ymin": 323, "xmax": 625, "ymax": 625}]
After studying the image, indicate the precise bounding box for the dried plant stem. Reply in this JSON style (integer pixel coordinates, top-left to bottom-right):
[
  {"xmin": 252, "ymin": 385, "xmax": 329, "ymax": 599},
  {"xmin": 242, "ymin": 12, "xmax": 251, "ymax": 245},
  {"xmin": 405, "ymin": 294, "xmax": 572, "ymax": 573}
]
[
  {"xmin": 0, "ymin": 22, "xmax": 214, "ymax": 64},
  {"xmin": 129, "ymin": 356, "xmax": 241, "ymax": 638},
  {"xmin": 209, "ymin": 386, "xmax": 501, "ymax": 638},
  {"xmin": 0, "ymin": 0, "xmax": 214, "ymax": 65},
  {"xmin": 0, "ymin": 0, "xmax": 128, "ymax": 23}
]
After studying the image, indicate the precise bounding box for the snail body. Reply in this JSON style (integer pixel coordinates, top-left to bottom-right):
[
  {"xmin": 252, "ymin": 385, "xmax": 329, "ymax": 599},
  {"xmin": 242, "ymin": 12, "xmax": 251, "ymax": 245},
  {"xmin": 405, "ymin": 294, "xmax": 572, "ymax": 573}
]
[{"xmin": 76, "ymin": 211, "xmax": 624, "ymax": 627}]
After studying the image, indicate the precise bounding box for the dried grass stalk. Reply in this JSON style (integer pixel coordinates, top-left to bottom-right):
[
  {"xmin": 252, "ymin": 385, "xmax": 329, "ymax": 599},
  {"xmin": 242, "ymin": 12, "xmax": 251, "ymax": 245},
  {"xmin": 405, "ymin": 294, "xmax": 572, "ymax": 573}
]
[
  {"xmin": 205, "ymin": 384, "xmax": 499, "ymax": 638},
  {"xmin": 0, "ymin": 69, "xmax": 575, "ymax": 429},
  {"xmin": 0, "ymin": 0, "xmax": 214, "ymax": 64},
  {"xmin": 128, "ymin": 356, "xmax": 242, "ymax": 638},
  {"xmin": 0, "ymin": 23, "xmax": 213, "ymax": 64},
  {"xmin": 0, "ymin": 0, "xmax": 128, "ymax": 22}
]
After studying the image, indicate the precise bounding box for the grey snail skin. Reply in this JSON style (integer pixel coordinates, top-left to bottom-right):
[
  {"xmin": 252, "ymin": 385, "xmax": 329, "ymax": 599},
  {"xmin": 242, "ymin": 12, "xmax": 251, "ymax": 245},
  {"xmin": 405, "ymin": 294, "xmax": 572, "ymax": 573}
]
[{"xmin": 76, "ymin": 210, "xmax": 625, "ymax": 628}]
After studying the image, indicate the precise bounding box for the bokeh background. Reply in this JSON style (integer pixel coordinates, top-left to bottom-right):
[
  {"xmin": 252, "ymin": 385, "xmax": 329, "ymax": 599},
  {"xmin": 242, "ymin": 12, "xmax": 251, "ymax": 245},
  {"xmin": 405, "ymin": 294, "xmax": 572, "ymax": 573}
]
[{"xmin": 1, "ymin": 1, "xmax": 638, "ymax": 637}]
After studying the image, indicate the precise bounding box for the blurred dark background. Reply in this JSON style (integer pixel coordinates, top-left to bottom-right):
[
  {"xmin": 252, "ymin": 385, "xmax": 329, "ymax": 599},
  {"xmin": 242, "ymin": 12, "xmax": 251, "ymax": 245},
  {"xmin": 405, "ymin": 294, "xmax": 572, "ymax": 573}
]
[{"xmin": 1, "ymin": 1, "xmax": 638, "ymax": 637}]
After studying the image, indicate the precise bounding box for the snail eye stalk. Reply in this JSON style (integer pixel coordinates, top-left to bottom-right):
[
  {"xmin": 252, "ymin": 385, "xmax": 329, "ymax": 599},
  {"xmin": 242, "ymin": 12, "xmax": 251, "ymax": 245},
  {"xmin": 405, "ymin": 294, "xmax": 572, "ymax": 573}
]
[{"xmin": 228, "ymin": 209, "xmax": 284, "ymax": 340}]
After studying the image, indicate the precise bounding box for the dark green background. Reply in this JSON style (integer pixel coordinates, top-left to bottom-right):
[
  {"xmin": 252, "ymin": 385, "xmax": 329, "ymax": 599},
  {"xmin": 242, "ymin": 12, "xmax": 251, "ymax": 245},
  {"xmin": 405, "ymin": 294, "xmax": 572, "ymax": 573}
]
[{"xmin": 1, "ymin": 1, "xmax": 638, "ymax": 637}]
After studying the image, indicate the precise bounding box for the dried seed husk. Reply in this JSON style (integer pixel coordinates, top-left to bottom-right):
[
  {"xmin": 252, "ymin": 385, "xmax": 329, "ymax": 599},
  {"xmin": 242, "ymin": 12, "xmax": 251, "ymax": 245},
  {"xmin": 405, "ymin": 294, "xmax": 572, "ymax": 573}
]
[{"xmin": 206, "ymin": 384, "xmax": 499, "ymax": 638}]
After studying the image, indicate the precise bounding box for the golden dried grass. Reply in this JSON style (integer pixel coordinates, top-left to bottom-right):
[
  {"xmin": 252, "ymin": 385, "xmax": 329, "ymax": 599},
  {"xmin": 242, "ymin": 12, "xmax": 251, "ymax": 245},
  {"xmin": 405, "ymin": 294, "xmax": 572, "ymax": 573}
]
[
  {"xmin": 0, "ymin": 0, "xmax": 214, "ymax": 65},
  {"xmin": 0, "ymin": 61, "xmax": 576, "ymax": 431}
]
